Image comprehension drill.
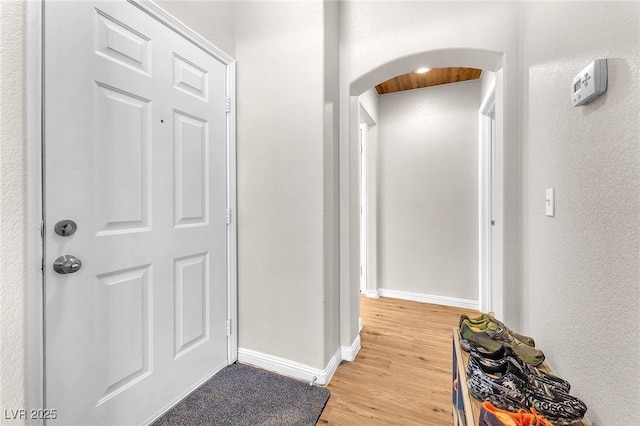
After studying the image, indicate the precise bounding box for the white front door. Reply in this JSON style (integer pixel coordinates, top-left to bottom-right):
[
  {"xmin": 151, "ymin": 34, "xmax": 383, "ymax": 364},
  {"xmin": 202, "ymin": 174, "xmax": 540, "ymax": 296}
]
[{"xmin": 44, "ymin": 1, "xmax": 229, "ymax": 424}]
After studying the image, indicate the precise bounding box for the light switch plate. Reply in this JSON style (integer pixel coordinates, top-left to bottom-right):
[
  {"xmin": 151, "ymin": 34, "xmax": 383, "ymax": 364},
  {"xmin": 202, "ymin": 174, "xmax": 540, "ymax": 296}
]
[{"xmin": 545, "ymin": 188, "xmax": 555, "ymax": 217}]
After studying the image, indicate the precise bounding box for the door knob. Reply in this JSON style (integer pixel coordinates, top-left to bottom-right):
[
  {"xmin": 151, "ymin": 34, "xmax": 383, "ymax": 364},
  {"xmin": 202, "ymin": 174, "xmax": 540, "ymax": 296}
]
[{"xmin": 54, "ymin": 255, "xmax": 82, "ymax": 274}]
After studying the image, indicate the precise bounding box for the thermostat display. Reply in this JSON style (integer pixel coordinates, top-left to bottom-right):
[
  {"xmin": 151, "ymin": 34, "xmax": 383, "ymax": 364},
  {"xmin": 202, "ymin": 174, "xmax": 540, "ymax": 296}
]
[{"xmin": 572, "ymin": 59, "xmax": 607, "ymax": 107}]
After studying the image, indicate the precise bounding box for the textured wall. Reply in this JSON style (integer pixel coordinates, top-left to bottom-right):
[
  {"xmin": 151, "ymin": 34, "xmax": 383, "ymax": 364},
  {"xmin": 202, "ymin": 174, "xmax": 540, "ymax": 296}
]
[
  {"xmin": 235, "ymin": 1, "xmax": 328, "ymax": 369},
  {"xmin": 520, "ymin": 2, "xmax": 640, "ymax": 424},
  {"xmin": 154, "ymin": 1, "xmax": 235, "ymax": 57},
  {"xmin": 0, "ymin": 0, "xmax": 27, "ymax": 421},
  {"xmin": 377, "ymin": 82, "xmax": 480, "ymax": 301}
]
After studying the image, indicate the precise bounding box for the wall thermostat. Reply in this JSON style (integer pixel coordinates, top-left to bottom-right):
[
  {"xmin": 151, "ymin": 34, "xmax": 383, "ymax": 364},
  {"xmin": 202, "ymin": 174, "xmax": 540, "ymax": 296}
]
[{"xmin": 572, "ymin": 59, "xmax": 607, "ymax": 107}]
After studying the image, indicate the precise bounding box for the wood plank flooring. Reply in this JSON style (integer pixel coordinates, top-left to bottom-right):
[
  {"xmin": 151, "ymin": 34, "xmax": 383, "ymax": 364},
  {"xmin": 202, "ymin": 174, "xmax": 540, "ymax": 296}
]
[{"xmin": 318, "ymin": 296, "xmax": 477, "ymax": 426}]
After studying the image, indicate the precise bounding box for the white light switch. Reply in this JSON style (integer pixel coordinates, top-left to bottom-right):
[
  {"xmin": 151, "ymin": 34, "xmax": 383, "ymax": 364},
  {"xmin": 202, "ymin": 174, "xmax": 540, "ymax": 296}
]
[{"xmin": 545, "ymin": 188, "xmax": 555, "ymax": 217}]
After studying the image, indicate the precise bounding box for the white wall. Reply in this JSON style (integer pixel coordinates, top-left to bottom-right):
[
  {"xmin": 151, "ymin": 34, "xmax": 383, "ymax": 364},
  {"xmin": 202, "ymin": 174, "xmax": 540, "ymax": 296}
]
[
  {"xmin": 235, "ymin": 1, "xmax": 330, "ymax": 370},
  {"xmin": 520, "ymin": 2, "xmax": 640, "ymax": 424},
  {"xmin": 155, "ymin": 1, "xmax": 235, "ymax": 57},
  {"xmin": 0, "ymin": 1, "xmax": 28, "ymax": 421},
  {"xmin": 376, "ymin": 82, "xmax": 480, "ymax": 302}
]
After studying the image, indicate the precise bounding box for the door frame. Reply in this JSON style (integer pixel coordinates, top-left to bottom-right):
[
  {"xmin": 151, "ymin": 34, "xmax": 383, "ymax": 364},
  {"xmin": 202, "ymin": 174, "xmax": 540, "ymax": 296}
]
[
  {"xmin": 478, "ymin": 81, "xmax": 495, "ymax": 313},
  {"xmin": 358, "ymin": 122, "xmax": 368, "ymax": 294},
  {"xmin": 26, "ymin": 0, "xmax": 238, "ymax": 417},
  {"xmin": 357, "ymin": 103, "xmax": 377, "ymax": 298}
]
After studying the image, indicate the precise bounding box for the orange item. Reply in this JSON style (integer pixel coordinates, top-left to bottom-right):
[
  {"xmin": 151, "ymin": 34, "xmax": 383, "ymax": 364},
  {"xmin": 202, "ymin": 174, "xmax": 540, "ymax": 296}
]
[{"xmin": 479, "ymin": 401, "xmax": 555, "ymax": 426}]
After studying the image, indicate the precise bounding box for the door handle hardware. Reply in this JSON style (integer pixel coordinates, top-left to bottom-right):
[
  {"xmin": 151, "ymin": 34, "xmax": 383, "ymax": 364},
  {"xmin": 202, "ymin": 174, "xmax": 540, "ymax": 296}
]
[
  {"xmin": 53, "ymin": 255, "xmax": 82, "ymax": 274},
  {"xmin": 54, "ymin": 220, "xmax": 78, "ymax": 237}
]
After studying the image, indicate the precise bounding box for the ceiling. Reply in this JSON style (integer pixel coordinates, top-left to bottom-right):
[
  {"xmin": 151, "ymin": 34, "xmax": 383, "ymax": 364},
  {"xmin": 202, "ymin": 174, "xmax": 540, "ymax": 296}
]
[{"xmin": 375, "ymin": 67, "xmax": 483, "ymax": 95}]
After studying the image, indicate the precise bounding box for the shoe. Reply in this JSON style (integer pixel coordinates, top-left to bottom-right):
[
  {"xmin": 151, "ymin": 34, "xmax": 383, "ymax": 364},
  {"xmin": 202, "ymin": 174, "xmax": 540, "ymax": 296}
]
[
  {"xmin": 460, "ymin": 313, "xmax": 536, "ymax": 347},
  {"xmin": 479, "ymin": 401, "xmax": 554, "ymax": 426},
  {"xmin": 460, "ymin": 319, "xmax": 546, "ymax": 366},
  {"xmin": 460, "ymin": 336, "xmax": 520, "ymax": 358},
  {"xmin": 467, "ymin": 341, "xmax": 571, "ymax": 393},
  {"xmin": 467, "ymin": 356, "xmax": 587, "ymax": 426}
]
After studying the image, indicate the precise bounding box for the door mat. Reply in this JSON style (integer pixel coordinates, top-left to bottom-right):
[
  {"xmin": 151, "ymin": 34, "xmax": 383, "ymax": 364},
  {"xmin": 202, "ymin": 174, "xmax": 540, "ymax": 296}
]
[{"xmin": 153, "ymin": 363, "xmax": 330, "ymax": 426}]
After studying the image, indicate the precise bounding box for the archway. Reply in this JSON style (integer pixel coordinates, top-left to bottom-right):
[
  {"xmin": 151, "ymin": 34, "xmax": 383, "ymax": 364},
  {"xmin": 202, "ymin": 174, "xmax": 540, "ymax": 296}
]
[{"xmin": 341, "ymin": 48, "xmax": 506, "ymax": 351}]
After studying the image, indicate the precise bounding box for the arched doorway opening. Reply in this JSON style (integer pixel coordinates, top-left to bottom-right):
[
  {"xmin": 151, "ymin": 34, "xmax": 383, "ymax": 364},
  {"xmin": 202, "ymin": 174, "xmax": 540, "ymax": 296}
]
[{"xmin": 341, "ymin": 48, "xmax": 507, "ymax": 349}]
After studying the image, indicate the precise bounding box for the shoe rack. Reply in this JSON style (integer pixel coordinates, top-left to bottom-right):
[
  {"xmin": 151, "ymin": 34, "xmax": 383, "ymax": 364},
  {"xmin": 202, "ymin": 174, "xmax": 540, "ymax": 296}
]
[{"xmin": 451, "ymin": 328, "xmax": 591, "ymax": 426}]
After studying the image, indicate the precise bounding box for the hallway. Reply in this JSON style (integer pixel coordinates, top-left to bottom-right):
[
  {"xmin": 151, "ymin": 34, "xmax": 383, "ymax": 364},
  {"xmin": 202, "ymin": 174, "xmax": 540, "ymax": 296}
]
[
  {"xmin": 1, "ymin": 2, "xmax": 638, "ymax": 424},
  {"xmin": 319, "ymin": 297, "xmax": 477, "ymax": 425}
]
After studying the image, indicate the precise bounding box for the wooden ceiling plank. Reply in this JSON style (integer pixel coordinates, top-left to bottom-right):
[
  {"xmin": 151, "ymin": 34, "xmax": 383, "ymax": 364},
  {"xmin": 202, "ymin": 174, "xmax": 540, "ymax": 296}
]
[
  {"xmin": 410, "ymin": 73, "xmax": 421, "ymax": 90},
  {"xmin": 444, "ymin": 68, "xmax": 453, "ymax": 84},
  {"xmin": 374, "ymin": 67, "xmax": 483, "ymax": 95},
  {"xmin": 391, "ymin": 78, "xmax": 401, "ymax": 93},
  {"xmin": 400, "ymin": 74, "xmax": 413, "ymax": 91}
]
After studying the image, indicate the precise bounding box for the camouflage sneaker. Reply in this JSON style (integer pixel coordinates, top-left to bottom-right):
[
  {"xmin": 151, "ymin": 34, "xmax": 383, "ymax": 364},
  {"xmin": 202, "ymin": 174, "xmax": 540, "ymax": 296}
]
[
  {"xmin": 467, "ymin": 342, "xmax": 571, "ymax": 393},
  {"xmin": 460, "ymin": 319, "xmax": 545, "ymax": 366},
  {"xmin": 467, "ymin": 356, "xmax": 587, "ymax": 426},
  {"xmin": 460, "ymin": 313, "xmax": 536, "ymax": 347}
]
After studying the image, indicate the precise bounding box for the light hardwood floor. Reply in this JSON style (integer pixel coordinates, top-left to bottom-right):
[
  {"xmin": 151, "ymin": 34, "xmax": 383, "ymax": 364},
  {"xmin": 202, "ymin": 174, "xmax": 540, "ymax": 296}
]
[{"xmin": 318, "ymin": 296, "xmax": 477, "ymax": 426}]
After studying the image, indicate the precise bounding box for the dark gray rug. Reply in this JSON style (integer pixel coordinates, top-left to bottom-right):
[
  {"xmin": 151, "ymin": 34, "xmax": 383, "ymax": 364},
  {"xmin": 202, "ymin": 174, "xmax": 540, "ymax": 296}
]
[{"xmin": 153, "ymin": 363, "xmax": 330, "ymax": 426}]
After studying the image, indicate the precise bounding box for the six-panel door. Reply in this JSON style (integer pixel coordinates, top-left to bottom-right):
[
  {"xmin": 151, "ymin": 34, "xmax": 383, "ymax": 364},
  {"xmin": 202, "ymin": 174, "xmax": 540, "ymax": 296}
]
[{"xmin": 44, "ymin": 2, "xmax": 229, "ymax": 424}]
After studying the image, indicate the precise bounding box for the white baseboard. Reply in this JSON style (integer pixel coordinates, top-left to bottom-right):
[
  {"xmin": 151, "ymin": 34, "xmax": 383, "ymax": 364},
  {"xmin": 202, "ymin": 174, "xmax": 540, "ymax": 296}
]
[
  {"xmin": 341, "ymin": 334, "xmax": 361, "ymax": 362},
  {"xmin": 358, "ymin": 317, "xmax": 363, "ymax": 332},
  {"xmin": 377, "ymin": 288, "xmax": 479, "ymax": 310},
  {"xmin": 365, "ymin": 290, "xmax": 380, "ymax": 298},
  {"xmin": 237, "ymin": 347, "xmax": 341, "ymax": 386}
]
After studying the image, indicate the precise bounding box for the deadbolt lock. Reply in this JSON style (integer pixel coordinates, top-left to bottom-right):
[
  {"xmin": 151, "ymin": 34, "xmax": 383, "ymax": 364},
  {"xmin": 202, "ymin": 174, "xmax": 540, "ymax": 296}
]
[
  {"xmin": 55, "ymin": 220, "xmax": 77, "ymax": 237},
  {"xmin": 54, "ymin": 255, "xmax": 82, "ymax": 274}
]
